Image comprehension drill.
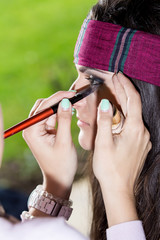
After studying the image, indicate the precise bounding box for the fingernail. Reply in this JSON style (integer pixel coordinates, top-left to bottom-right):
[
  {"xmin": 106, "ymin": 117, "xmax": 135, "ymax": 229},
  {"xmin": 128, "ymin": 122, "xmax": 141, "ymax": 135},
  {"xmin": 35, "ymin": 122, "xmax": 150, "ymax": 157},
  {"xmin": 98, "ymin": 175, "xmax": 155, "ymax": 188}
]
[
  {"xmin": 69, "ymin": 90, "xmax": 77, "ymax": 92},
  {"xmin": 118, "ymin": 71, "xmax": 123, "ymax": 74},
  {"xmin": 72, "ymin": 107, "xmax": 75, "ymax": 115},
  {"xmin": 61, "ymin": 98, "xmax": 70, "ymax": 110},
  {"xmin": 101, "ymin": 99, "xmax": 110, "ymax": 112}
]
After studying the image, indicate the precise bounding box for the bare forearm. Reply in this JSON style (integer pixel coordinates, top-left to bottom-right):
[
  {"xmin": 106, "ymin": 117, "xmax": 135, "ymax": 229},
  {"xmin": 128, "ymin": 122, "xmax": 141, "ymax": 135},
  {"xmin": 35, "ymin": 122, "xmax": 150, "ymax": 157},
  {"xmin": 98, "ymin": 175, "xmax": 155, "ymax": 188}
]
[{"xmin": 101, "ymin": 186, "xmax": 138, "ymax": 228}]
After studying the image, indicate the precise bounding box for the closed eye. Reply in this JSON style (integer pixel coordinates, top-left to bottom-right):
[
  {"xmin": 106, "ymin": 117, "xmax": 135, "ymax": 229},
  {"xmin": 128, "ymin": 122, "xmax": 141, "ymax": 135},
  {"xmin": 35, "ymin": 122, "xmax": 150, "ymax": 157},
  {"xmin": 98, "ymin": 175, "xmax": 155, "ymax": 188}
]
[{"xmin": 85, "ymin": 75, "xmax": 104, "ymax": 86}]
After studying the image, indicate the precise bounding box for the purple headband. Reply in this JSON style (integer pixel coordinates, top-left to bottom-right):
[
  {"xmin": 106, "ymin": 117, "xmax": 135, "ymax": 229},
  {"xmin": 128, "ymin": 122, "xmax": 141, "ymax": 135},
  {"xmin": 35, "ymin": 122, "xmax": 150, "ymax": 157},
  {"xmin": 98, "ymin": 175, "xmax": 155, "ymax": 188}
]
[{"xmin": 74, "ymin": 19, "xmax": 160, "ymax": 87}]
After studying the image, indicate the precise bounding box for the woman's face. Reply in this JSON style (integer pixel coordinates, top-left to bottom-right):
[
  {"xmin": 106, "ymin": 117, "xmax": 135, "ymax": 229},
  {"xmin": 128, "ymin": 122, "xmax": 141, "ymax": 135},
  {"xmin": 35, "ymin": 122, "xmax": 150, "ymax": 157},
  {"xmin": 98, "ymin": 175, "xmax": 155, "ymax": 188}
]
[{"xmin": 71, "ymin": 65, "xmax": 119, "ymax": 150}]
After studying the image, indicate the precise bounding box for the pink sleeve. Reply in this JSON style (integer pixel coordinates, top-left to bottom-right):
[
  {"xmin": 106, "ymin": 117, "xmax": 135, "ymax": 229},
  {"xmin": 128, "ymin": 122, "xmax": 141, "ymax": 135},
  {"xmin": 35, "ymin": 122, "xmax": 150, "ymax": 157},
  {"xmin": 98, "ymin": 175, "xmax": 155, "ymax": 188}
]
[{"xmin": 106, "ymin": 220, "xmax": 146, "ymax": 240}]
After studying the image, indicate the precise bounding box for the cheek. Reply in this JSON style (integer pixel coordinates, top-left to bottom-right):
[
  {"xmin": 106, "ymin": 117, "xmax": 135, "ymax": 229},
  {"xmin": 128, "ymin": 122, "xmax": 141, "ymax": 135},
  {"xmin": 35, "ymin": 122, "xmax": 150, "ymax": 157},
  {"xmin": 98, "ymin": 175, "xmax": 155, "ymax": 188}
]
[
  {"xmin": 88, "ymin": 93, "xmax": 98, "ymax": 122},
  {"xmin": 77, "ymin": 85, "xmax": 117, "ymax": 151},
  {"xmin": 78, "ymin": 95, "xmax": 98, "ymax": 151},
  {"xmin": 97, "ymin": 82, "xmax": 119, "ymax": 107}
]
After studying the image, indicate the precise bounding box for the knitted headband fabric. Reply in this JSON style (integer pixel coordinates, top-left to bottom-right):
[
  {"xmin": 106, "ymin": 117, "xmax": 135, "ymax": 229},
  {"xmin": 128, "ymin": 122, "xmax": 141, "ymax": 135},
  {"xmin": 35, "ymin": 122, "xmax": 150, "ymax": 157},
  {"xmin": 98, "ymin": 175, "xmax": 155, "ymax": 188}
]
[{"xmin": 74, "ymin": 19, "xmax": 160, "ymax": 87}]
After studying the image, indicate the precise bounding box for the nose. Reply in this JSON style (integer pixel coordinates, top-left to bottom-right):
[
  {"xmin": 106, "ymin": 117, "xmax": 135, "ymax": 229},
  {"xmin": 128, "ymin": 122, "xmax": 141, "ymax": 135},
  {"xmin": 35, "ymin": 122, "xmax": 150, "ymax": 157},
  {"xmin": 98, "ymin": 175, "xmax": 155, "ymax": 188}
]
[
  {"xmin": 70, "ymin": 79, "xmax": 88, "ymax": 109},
  {"xmin": 73, "ymin": 96, "xmax": 87, "ymax": 109}
]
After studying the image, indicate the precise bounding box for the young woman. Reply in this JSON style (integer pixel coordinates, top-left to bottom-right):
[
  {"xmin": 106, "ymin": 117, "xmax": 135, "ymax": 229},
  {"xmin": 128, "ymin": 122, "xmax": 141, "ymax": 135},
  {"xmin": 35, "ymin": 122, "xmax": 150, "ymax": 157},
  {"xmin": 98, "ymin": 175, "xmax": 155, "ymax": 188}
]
[
  {"xmin": 1, "ymin": 0, "xmax": 159, "ymax": 240},
  {"xmin": 22, "ymin": 0, "xmax": 160, "ymax": 240},
  {"xmin": 75, "ymin": 1, "xmax": 160, "ymax": 239}
]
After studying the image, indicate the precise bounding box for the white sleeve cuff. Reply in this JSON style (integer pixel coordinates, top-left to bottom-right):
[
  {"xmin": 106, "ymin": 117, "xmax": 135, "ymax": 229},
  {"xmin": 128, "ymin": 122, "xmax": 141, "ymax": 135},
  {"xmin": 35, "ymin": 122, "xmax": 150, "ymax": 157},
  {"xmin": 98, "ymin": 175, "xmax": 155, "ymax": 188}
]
[{"xmin": 106, "ymin": 220, "xmax": 146, "ymax": 240}]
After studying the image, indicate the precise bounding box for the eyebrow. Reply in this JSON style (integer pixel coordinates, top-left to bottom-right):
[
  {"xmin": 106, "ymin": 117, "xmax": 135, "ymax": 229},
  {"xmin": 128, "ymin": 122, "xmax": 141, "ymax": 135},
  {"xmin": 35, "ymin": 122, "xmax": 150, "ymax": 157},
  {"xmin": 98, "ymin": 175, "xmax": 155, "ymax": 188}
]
[{"xmin": 78, "ymin": 66, "xmax": 106, "ymax": 74}]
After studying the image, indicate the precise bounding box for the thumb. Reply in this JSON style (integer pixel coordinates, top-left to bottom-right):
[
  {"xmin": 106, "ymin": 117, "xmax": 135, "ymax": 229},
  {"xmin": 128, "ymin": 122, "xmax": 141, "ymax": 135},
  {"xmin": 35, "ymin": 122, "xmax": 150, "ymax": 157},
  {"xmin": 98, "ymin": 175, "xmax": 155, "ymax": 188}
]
[
  {"xmin": 56, "ymin": 98, "xmax": 72, "ymax": 144},
  {"xmin": 96, "ymin": 99, "xmax": 113, "ymax": 147}
]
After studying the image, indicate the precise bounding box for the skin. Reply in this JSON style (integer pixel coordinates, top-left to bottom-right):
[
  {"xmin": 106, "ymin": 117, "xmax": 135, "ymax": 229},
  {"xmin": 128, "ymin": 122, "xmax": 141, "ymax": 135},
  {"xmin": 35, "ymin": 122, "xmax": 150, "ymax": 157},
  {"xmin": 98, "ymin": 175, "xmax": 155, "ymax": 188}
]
[
  {"xmin": 72, "ymin": 68, "xmax": 152, "ymax": 226},
  {"xmin": 71, "ymin": 65, "xmax": 120, "ymax": 150},
  {"xmin": 0, "ymin": 71, "xmax": 151, "ymax": 228},
  {"xmin": 93, "ymin": 72, "xmax": 152, "ymax": 226}
]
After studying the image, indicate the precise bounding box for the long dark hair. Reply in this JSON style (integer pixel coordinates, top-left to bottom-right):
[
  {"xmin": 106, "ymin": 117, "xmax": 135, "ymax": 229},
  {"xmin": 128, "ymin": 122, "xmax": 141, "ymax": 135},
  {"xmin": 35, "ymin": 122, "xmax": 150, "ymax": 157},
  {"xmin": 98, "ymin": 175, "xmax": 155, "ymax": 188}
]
[{"xmin": 87, "ymin": 1, "xmax": 160, "ymax": 239}]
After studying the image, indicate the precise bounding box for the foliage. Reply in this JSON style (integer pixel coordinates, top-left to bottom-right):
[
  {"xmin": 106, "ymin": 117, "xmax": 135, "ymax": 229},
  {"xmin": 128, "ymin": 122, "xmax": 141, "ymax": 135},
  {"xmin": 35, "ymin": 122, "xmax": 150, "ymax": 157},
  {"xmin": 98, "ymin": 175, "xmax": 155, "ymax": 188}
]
[{"xmin": 0, "ymin": 0, "xmax": 95, "ymax": 168}]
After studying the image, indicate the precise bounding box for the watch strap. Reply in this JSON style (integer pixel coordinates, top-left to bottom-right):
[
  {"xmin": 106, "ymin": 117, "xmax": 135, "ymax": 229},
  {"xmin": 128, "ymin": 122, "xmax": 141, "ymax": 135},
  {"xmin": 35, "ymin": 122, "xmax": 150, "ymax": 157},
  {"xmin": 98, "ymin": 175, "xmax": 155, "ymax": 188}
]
[{"xmin": 28, "ymin": 188, "xmax": 73, "ymax": 220}]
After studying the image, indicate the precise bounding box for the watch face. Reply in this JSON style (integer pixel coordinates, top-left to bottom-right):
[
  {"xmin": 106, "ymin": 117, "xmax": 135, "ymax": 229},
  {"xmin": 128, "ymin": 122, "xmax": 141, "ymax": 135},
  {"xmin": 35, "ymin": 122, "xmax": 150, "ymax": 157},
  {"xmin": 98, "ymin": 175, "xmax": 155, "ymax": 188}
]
[{"xmin": 27, "ymin": 189, "xmax": 39, "ymax": 208}]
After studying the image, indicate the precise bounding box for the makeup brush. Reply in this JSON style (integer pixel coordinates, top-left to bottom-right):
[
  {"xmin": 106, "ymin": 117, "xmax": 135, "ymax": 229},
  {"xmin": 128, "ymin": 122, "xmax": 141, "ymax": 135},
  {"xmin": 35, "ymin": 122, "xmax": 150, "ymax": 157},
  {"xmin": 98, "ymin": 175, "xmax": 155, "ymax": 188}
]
[{"xmin": 4, "ymin": 83, "xmax": 101, "ymax": 139}]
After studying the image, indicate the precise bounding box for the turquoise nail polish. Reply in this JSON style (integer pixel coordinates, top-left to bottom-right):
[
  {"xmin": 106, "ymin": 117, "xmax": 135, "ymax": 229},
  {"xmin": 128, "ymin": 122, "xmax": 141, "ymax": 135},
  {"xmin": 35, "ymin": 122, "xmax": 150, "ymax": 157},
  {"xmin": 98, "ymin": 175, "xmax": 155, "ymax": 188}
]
[
  {"xmin": 61, "ymin": 98, "xmax": 70, "ymax": 110},
  {"xmin": 101, "ymin": 99, "xmax": 110, "ymax": 112},
  {"xmin": 69, "ymin": 90, "xmax": 77, "ymax": 92},
  {"xmin": 72, "ymin": 107, "xmax": 75, "ymax": 115}
]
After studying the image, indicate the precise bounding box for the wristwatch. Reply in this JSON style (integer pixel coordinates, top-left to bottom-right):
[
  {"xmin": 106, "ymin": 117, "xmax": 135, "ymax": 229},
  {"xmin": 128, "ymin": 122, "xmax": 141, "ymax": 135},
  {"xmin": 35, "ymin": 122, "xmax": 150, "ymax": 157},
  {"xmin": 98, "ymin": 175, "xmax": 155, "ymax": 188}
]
[{"xmin": 28, "ymin": 186, "xmax": 73, "ymax": 221}]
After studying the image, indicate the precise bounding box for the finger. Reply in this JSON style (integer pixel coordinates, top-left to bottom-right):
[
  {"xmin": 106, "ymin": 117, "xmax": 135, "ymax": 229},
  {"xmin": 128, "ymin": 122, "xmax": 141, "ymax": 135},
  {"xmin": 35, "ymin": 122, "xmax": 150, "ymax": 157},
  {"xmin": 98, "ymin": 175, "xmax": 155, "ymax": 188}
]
[
  {"xmin": 0, "ymin": 106, "xmax": 4, "ymax": 166},
  {"xmin": 95, "ymin": 99, "xmax": 113, "ymax": 147},
  {"xmin": 136, "ymin": 128, "xmax": 151, "ymax": 176},
  {"xmin": 145, "ymin": 140, "xmax": 152, "ymax": 157},
  {"xmin": 112, "ymin": 73, "xmax": 127, "ymax": 117},
  {"xmin": 141, "ymin": 128, "xmax": 152, "ymax": 158},
  {"xmin": 117, "ymin": 72, "xmax": 142, "ymax": 121},
  {"xmin": 35, "ymin": 91, "xmax": 76, "ymax": 114},
  {"xmin": 33, "ymin": 91, "xmax": 76, "ymax": 128},
  {"xmin": 29, "ymin": 99, "xmax": 44, "ymax": 117},
  {"xmin": 56, "ymin": 98, "xmax": 73, "ymax": 144},
  {"xmin": 23, "ymin": 91, "xmax": 76, "ymax": 137},
  {"xmin": 45, "ymin": 114, "xmax": 57, "ymax": 130}
]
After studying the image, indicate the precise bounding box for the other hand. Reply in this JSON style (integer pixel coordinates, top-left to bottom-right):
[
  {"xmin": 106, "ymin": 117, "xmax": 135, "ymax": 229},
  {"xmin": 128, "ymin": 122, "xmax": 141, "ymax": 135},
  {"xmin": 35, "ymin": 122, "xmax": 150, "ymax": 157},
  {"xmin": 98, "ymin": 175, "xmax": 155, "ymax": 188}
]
[
  {"xmin": 93, "ymin": 73, "xmax": 152, "ymax": 196},
  {"xmin": 23, "ymin": 91, "xmax": 77, "ymax": 199}
]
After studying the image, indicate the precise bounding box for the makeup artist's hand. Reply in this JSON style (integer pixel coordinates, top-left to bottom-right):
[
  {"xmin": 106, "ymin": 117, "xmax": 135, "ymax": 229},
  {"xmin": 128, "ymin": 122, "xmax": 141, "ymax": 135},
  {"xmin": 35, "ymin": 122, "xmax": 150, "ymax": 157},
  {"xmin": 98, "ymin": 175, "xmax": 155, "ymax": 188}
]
[
  {"xmin": 23, "ymin": 91, "xmax": 77, "ymax": 199},
  {"xmin": 93, "ymin": 72, "xmax": 152, "ymax": 195},
  {"xmin": 0, "ymin": 106, "xmax": 4, "ymax": 167},
  {"xmin": 93, "ymin": 72, "xmax": 152, "ymax": 227}
]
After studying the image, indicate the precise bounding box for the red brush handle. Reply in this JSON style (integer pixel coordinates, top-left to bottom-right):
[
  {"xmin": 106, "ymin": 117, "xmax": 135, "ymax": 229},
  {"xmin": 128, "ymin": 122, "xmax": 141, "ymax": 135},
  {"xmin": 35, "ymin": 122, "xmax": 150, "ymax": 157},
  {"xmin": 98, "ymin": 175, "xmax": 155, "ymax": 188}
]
[{"xmin": 4, "ymin": 108, "xmax": 54, "ymax": 139}]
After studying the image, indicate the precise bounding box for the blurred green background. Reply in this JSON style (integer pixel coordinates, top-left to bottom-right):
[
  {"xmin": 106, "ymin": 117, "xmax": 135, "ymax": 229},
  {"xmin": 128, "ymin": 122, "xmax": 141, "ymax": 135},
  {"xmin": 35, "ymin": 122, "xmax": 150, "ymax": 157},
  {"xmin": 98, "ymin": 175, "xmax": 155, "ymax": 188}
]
[{"xmin": 0, "ymin": 0, "xmax": 96, "ymax": 190}]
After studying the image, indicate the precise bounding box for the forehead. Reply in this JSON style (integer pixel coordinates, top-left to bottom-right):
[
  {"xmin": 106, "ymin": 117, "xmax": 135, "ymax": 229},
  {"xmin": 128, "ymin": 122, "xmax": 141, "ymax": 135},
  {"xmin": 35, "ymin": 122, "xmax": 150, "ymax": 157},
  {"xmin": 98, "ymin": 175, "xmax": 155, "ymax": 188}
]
[
  {"xmin": 75, "ymin": 64, "xmax": 112, "ymax": 75},
  {"xmin": 76, "ymin": 65, "xmax": 105, "ymax": 73},
  {"xmin": 76, "ymin": 64, "xmax": 113, "ymax": 76}
]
